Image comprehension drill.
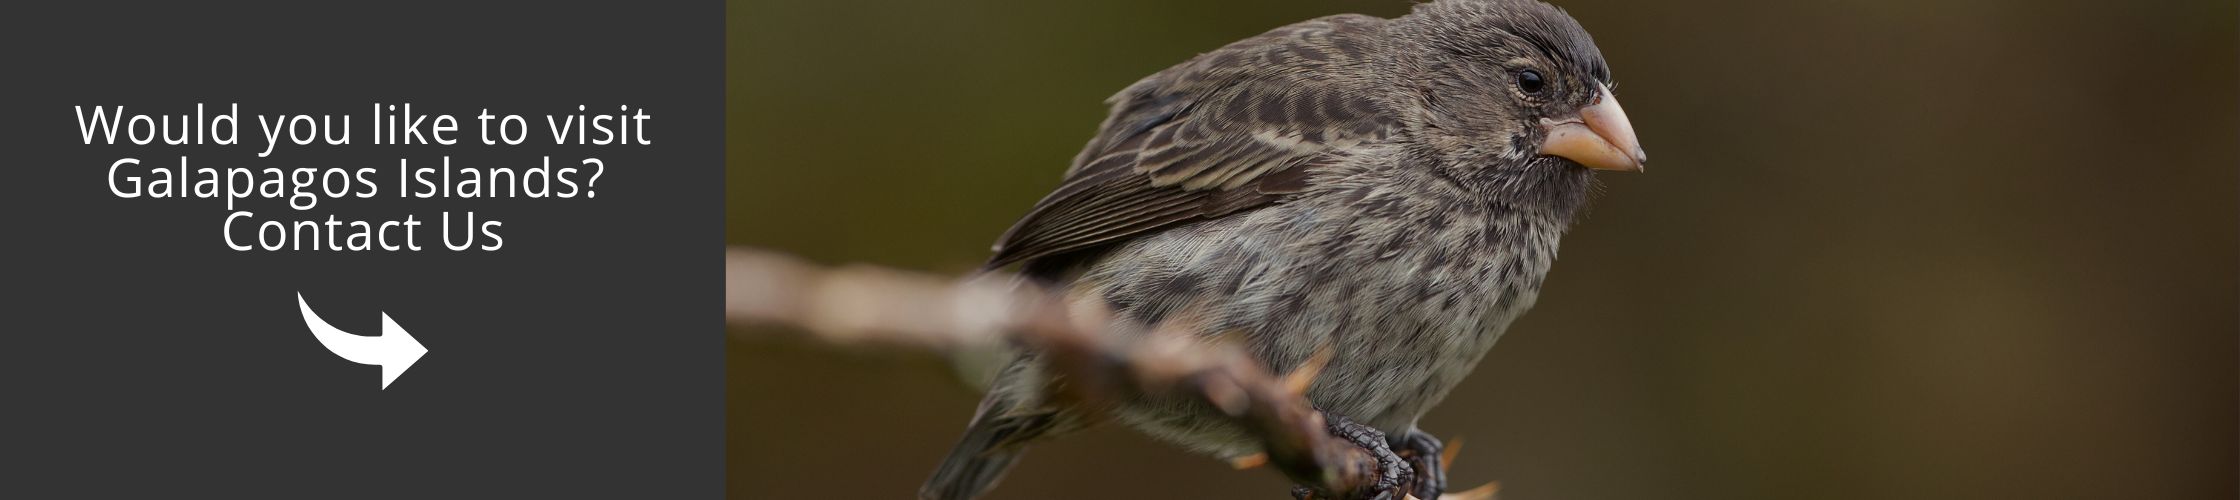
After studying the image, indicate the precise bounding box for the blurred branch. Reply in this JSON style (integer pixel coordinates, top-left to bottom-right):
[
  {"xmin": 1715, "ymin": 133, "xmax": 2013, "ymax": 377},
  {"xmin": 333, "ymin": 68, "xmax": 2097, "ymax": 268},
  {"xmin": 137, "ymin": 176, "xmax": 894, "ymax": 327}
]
[{"xmin": 724, "ymin": 247, "xmax": 1444, "ymax": 498}]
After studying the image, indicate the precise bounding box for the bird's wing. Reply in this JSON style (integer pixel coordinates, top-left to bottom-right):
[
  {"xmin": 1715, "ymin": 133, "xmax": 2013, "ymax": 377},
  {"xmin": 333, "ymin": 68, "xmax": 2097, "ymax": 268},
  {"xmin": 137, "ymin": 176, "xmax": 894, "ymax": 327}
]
[{"xmin": 987, "ymin": 14, "xmax": 1400, "ymax": 271}]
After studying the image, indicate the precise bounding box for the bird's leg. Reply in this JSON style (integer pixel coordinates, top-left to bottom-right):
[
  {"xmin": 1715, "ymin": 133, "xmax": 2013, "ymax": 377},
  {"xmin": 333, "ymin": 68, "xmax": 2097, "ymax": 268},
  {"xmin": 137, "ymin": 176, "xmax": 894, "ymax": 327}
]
[
  {"xmin": 1393, "ymin": 430, "xmax": 1445, "ymax": 499},
  {"xmin": 1289, "ymin": 412, "xmax": 1412, "ymax": 500}
]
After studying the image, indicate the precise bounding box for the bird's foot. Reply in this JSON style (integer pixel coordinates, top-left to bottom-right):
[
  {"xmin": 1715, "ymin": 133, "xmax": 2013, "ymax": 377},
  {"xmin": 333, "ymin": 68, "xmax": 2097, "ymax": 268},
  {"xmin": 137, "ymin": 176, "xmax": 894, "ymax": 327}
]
[
  {"xmin": 1394, "ymin": 430, "xmax": 1446, "ymax": 500},
  {"xmin": 1289, "ymin": 413, "xmax": 1413, "ymax": 500}
]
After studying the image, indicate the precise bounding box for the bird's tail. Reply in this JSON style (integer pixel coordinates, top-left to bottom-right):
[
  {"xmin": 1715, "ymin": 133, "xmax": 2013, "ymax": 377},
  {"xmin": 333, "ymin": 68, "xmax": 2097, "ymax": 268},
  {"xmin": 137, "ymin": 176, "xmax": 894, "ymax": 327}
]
[{"xmin": 920, "ymin": 393, "xmax": 1055, "ymax": 500}]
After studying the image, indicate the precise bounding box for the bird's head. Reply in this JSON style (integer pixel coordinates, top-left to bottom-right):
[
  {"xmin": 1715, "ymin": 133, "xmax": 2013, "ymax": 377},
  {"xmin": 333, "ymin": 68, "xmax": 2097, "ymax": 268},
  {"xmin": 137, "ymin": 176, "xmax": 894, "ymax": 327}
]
[{"xmin": 1388, "ymin": 0, "xmax": 1646, "ymax": 174}]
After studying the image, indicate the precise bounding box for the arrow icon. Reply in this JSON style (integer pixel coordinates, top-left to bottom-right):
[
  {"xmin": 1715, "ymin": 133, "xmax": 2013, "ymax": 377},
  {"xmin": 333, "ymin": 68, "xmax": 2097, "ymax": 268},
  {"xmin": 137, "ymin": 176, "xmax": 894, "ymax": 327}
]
[{"xmin": 297, "ymin": 292, "xmax": 428, "ymax": 389}]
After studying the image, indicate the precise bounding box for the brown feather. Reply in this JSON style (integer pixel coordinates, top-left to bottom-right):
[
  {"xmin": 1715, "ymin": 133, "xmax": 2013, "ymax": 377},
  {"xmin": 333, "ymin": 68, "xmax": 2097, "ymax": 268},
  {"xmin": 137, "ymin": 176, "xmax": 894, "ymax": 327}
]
[{"xmin": 987, "ymin": 14, "xmax": 1400, "ymax": 271}]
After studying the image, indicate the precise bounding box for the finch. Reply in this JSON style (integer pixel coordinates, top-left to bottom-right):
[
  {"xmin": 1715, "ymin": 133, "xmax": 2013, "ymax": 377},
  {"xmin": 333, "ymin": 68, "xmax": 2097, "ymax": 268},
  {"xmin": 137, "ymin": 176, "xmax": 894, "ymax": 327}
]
[{"xmin": 925, "ymin": 0, "xmax": 1644, "ymax": 498}]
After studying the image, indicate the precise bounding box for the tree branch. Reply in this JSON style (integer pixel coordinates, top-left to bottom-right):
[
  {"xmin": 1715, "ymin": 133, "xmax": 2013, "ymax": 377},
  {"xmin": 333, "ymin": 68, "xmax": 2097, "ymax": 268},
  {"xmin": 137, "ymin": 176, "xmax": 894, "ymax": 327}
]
[{"xmin": 724, "ymin": 247, "xmax": 1492, "ymax": 499}]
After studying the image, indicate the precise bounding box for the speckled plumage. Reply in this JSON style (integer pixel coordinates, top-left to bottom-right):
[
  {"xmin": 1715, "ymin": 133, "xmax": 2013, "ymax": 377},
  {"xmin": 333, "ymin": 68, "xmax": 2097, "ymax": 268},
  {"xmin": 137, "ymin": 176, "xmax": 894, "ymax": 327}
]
[
  {"xmin": 926, "ymin": 1, "xmax": 1629, "ymax": 499},
  {"xmin": 1079, "ymin": 148, "xmax": 1586, "ymax": 459}
]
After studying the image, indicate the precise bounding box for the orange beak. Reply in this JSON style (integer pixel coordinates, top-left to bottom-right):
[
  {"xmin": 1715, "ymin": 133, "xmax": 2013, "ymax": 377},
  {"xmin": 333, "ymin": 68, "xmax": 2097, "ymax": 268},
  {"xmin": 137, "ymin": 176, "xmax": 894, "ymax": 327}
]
[{"xmin": 1538, "ymin": 83, "xmax": 1647, "ymax": 172}]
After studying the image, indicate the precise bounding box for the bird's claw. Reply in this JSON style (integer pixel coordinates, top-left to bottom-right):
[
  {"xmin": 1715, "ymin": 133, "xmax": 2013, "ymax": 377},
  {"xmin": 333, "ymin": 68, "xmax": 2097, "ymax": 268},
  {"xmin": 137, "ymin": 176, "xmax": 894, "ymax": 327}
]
[
  {"xmin": 1395, "ymin": 430, "xmax": 1445, "ymax": 500},
  {"xmin": 1290, "ymin": 413, "xmax": 1413, "ymax": 500}
]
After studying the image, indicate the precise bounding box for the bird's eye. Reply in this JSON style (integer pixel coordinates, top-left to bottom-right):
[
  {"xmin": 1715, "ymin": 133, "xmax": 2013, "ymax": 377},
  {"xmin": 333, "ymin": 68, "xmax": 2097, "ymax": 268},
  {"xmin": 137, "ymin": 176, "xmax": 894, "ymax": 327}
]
[{"xmin": 1517, "ymin": 70, "xmax": 1546, "ymax": 95}]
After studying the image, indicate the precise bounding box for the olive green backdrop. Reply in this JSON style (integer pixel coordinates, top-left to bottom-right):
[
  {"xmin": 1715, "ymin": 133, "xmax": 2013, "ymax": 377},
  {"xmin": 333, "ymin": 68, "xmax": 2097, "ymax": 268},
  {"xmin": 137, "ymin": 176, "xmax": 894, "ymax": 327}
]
[{"xmin": 726, "ymin": 1, "xmax": 2238, "ymax": 498}]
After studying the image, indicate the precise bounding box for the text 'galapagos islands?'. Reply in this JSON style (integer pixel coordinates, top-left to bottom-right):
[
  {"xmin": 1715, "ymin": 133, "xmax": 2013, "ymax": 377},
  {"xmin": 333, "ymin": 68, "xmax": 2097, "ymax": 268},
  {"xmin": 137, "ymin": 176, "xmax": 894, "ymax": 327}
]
[{"xmin": 78, "ymin": 103, "xmax": 652, "ymax": 252}]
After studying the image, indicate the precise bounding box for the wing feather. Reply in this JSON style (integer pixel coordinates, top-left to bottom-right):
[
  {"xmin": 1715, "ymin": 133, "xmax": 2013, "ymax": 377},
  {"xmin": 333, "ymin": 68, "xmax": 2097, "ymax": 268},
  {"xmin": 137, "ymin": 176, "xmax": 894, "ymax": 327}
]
[{"xmin": 986, "ymin": 14, "xmax": 1399, "ymax": 271}]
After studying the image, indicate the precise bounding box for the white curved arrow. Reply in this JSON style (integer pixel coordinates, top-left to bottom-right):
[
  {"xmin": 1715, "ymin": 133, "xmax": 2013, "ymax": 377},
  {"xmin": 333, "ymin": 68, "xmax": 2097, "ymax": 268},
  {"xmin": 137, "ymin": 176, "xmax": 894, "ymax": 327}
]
[{"xmin": 298, "ymin": 292, "xmax": 428, "ymax": 389}]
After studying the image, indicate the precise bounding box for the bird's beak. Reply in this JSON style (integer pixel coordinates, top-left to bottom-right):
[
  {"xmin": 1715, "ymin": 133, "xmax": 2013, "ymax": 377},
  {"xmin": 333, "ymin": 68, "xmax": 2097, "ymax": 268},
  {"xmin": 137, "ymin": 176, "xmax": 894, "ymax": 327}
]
[{"xmin": 1538, "ymin": 83, "xmax": 1647, "ymax": 172}]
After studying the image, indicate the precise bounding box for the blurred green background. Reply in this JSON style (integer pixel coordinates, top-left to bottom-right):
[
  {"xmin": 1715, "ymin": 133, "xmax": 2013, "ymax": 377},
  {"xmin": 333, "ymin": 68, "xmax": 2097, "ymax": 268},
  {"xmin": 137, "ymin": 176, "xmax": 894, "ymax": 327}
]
[{"xmin": 726, "ymin": 0, "xmax": 2238, "ymax": 498}]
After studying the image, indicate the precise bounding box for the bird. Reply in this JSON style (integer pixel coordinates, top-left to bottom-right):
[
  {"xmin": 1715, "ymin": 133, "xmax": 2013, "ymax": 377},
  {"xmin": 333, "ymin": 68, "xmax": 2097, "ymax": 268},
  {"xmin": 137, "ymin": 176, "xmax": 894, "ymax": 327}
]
[{"xmin": 923, "ymin": 0, "xmax": 1644, "ymax": 498}]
